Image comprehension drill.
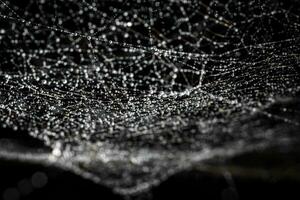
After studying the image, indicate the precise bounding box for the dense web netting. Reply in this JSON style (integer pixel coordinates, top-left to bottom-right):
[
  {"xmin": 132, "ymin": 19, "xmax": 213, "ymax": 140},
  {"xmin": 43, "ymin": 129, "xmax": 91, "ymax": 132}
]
[{"xmin": 0, "ymin": 0, "xmax": 300, "ymax": 195}]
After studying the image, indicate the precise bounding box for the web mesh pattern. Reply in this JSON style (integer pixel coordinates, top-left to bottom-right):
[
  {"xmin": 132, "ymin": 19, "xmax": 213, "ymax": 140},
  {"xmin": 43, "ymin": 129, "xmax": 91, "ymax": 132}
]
[{"xmin": 0, "ymin": 0, "xmax": 299, "ymax": 195}]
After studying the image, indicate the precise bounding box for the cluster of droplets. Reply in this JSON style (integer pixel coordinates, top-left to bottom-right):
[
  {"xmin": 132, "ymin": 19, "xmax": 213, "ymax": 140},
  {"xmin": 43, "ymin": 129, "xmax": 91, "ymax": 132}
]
[{"xmin": 0, "ymin": 0, "xmax": 300, "ymax": 194}]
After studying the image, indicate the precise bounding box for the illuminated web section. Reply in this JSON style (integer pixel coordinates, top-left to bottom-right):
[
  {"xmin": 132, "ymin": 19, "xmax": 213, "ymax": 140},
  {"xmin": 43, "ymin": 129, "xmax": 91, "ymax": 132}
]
[{"xmin": 0, "ymin": 0, "xmax": 299, "ymax": 195}]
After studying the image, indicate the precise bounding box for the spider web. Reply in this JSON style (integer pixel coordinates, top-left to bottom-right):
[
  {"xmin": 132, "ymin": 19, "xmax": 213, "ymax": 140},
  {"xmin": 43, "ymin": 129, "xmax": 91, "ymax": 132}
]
[{"xmin": 0, "ymin": 0, "xmax": 300, "ymax": 196}]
